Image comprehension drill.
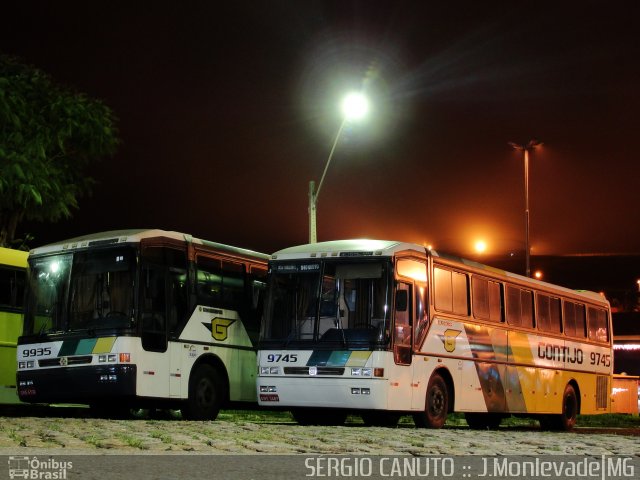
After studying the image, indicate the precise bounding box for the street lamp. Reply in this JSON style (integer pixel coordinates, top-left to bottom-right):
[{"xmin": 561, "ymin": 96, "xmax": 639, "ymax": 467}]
[
  {"xmin": 309, "ymin": 92, "xmax": 369, "ymax": 243},
  {"xmin": 508, "ymin": 139, "xmax": 542, "ymax": 278},
  {"xmin": 474, "ymin": 240, "xmax": 487, "ymax": 255}
]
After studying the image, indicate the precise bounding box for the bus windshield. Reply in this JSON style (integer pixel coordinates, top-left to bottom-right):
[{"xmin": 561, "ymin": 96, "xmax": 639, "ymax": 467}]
[
  {"xmin": 260, "ymin": 259, "xmax": 392, "ymax": 349},
  {"xmin": 24, "ymin": 247, "xmax": 136, "ymax": 335}
]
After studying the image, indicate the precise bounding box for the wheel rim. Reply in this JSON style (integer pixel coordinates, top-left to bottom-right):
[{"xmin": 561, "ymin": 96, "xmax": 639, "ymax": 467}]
[
  {"xmin": 564, "ymin": 390, "xmax": 576, "ymax": 425},
  {"xmin": 196, "ymin": 377, "xmax": 215, "ymax": 408},
  {"xmin": 429, "ymin": 386, "xmax": 445, "ymax": 417}
]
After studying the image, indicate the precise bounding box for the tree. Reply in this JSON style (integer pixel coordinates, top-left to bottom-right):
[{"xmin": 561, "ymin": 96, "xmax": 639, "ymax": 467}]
[{"xmin": 0, "ymin": 55, "xmax": 119, "ymax": 247}]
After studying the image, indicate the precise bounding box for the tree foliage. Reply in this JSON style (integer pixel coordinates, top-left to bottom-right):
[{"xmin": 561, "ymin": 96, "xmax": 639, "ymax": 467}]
[{"xmin": 0, "ymin": 55, "xmax": 119, "ymax": 247}]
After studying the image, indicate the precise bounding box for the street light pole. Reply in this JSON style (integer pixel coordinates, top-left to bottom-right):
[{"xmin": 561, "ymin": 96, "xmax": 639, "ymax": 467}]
[
  {"xmin": 308, "ymin": 117, "xmax": 346, "ymax": 243},
  {"xmin": 309, "ymin": 92, "xmax": 368, "ymax": 243},
  {"xmin": 508, "ymin": 139, "xmax": 542, "ymax": 278}
]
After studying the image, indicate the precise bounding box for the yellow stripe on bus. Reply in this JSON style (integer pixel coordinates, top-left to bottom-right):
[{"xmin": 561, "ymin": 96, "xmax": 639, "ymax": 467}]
[
  {"xmin": 92, "ymin": 337, "xmax": 117, "ymax": 354},
  {"xmin": 345, "ymin": 351, "xmax": 372, "ymax": 367}
]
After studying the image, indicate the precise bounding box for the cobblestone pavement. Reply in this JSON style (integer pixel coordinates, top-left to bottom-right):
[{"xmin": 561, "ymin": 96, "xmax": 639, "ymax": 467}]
[{"xmin": 0, "ymin": 410, "xmax": 638, "ymax": 456}]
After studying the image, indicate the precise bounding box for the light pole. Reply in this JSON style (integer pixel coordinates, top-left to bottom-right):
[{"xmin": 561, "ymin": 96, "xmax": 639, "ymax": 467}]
[
  {"xmin": 309, "ymin": 92, "xmax": 369, "ymax": 243},
  {"xmin": 508, "ymin": 139, "xmax": 542, "ymax": 278}
]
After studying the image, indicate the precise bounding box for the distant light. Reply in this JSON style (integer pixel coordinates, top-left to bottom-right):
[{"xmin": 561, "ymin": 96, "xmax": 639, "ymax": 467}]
[
  {"xmin": 613, "ymin": 344, "xmax": 640, "ymax": 351},
  {"xmin": 474, "ymin": 240, "xmax": 487, "ymax": 254},
  {"xmin": 341, "ymin": 92, "xmax": 369, "ymax": 121},
  {"xmin": 534, "ymin": 270, "xmax": 543, "ymax": 280}
]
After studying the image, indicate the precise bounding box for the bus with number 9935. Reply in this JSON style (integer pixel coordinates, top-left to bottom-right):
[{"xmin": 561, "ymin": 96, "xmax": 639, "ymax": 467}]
[{"xmin": 17, "ymin": 229, "xmax": 268, "ymax": 419}]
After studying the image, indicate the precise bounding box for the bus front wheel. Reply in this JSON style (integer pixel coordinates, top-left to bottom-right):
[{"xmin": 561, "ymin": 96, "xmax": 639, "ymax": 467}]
[
  {"xmin": 182, "ymin": 364, "xmax": 225, "ymax": 421},
  {"xmin": 413, "ymin": 373, "xmax": 449, "ymax": 429}
]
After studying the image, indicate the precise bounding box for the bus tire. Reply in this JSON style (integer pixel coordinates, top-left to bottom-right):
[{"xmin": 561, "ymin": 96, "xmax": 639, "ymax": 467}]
[
  {"xmin": 182, "ymin": 364, "xmax": 225, "ymax": 421},
  {"xmin": 540, "ymin": 384, "xmax": 577, "ymax": 431},
  {"xmin": 464, "ymin": 412, "xmax": 502, "ymax": 430},
  {"xmin": 361, "ymin": 411, "xmax": 401, "ymax": 427},
  {"xmin": 413, "ymin": 373, "xmax": 449, "ymax": 429}
]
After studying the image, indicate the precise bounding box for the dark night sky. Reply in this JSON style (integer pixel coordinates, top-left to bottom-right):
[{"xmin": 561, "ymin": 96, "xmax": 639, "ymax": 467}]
[{"xmin": 2, "ymin": 0, "xmax": 639, "ymax": 257}]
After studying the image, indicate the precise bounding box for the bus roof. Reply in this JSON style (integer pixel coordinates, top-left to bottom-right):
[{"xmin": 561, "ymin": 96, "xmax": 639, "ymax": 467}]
[
  {"xmin": 0, "ymin": 247, "xmax": 28, "ymax": 268},
  {"xmin": 271, "ymin": 239, "xmax": 423, "ymax": 260},
  {"xmin": 271, "ymin": 239, "xmax": 608, "ymax": 306},
  {"xmin": 29, "ymin": 229, "xmax": 269, "ymax": 260}
]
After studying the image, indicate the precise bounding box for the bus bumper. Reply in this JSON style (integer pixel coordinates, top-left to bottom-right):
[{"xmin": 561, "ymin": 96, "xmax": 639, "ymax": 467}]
[
  {"xmin": 17, "ymin": 364, "xmax": 137, "ymax": 404},
  {"xmin": 257, "ymin": 377, "xmax": 388, "ymax": 409}
]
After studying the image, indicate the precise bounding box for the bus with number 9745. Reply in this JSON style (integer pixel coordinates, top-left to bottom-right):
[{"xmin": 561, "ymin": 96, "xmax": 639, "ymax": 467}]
[
  {"xmin": 257, "ymin": 239, "xmax": 613, "ymax": 430},
  {"xmin": 17, "ymin": 229, "xmax": 268, "ymax": 419}
]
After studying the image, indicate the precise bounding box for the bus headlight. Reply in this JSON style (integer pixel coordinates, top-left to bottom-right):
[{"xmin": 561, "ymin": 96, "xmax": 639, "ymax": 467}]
[
  {"xmin": 351, "ymin": 368, "xmax": 372, "ymax": 377},
  {"xmin": 352, "ymin": 387, "xmax": 371, "ymax": 395},
  {"xmin": 260, "ymin": 366, "xmax": 280, "ymax": 375}
]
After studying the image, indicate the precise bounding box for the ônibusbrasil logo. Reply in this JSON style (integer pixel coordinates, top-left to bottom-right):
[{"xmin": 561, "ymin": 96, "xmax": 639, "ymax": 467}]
[{"xmin": 8, "ymin": 456, "xmax": 72, "ymax": 479}]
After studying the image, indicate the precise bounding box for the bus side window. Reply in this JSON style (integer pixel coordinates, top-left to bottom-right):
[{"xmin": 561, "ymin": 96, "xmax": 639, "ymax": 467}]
[
  {"xmin": 433, "ymin": 266, "xmax": 469, "ymax": 316},
  {"xmin": 221, "ymin": 261, "xmax": 245, "ymax": 310},
  {"xmin": 196, "ymin": 256, "xmax": 222, "ymax": 306},
  {"xmin": 564, "ymin": 301, "xmax": 586, "ymax": 338},
  {"xmin": 507, "ymin": 285, "xmax": 534, "ymax": 328},
  {"xmin": 588, "ymin": 307, "xmax": 608, "ymax": 343},
  {"xmin": 536, "ymin": 294, "xmax": 561, "ymax": 333},
  {"xmin": 472, "ymin": 276, "xmax": 503, "ymax": 322},
  {"xmin": 0, "ymin": 267, "xmax": 25, "ymax": 311}
]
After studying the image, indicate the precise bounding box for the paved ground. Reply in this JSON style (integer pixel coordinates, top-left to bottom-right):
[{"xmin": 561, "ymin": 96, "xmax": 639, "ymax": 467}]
[{"xmin": 0, "ymin": 408, "xmax": 638, "ymax": 456}]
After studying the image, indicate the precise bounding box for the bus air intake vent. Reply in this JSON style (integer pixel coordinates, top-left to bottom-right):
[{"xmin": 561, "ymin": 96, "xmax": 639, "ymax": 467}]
[
  {"xmin": 284, "ymin": 367, "xmax": 345, "ymax": 376},
  {"xmin": 596, "ymin": 375, "xmax": 609, "ymax": 410},
  {"xmin": 38, "ymin": 356, "xmax": 93, "ymax": 367}
]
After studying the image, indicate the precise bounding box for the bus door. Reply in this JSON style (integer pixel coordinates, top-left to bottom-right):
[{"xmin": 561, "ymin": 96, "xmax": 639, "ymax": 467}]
[
  {"xmin": 139, "ymin": 245, "xmax": 188, "ymax": 398},
  {"xmin": 389, "ymin": 282, "xmax": 414, "ymax": 410}
]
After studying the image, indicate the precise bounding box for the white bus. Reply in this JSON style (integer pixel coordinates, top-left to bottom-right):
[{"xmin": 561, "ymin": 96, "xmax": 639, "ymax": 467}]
[
  {"xmin": 257, "ymin": 240, "xmax": 613, "ymax": 430},
  {"xmin": 17, "ymin": 229, "xmax": 268, "ymax": 419}
]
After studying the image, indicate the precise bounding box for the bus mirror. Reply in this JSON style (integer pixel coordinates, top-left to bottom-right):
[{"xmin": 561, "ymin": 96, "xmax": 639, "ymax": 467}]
[{"xmin": 396, "ymin": 290, "xmax": 408, "ymax": 312}]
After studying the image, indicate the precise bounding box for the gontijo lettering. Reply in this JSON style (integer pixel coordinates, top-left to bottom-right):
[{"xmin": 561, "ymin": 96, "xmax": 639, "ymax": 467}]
[{"xmin": 537, "ymin": 343, "xmax": 584, "ymax": 364}]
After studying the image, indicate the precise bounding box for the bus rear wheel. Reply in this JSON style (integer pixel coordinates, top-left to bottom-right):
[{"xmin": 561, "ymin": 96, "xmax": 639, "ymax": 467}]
[
  {"xmin": 413, "ymin": 373, "xmax": 449, "ymax": 429},
  {"xmin": 540, "ymin": 384, "xmax": 578, "ymax": 431},
  {"xmin": 182, "ymin": 364, "xmax": 225, "ymax": 421}
]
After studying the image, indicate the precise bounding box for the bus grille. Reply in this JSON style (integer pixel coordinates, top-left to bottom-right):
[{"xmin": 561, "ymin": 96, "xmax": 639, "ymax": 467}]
[
  {"xmin": 596, "ymin": 375, "xmax": 609, "ymax": 410},
  {"xmin": 284, "ymin": 367, "xmax": 345, "ymax": 376},
  {"xmin": 38, "ymin": 356, "xmax": 93, "ymax": 367}
]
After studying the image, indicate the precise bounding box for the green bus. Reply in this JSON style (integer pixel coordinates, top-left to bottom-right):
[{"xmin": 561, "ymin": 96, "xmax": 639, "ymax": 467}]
[{"xmin": 0, "ymin": 247, "xmax": 28, "ymax": 404}]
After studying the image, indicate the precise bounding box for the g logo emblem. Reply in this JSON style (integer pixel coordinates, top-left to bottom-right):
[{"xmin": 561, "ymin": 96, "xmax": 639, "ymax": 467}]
[
  {"xmin": 440, "ymin": 329, "xmax": 461, "ymax": 353},
  {"xmin": 211, "ymin": 317, "xmax": 236, "ymax": 341}
]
